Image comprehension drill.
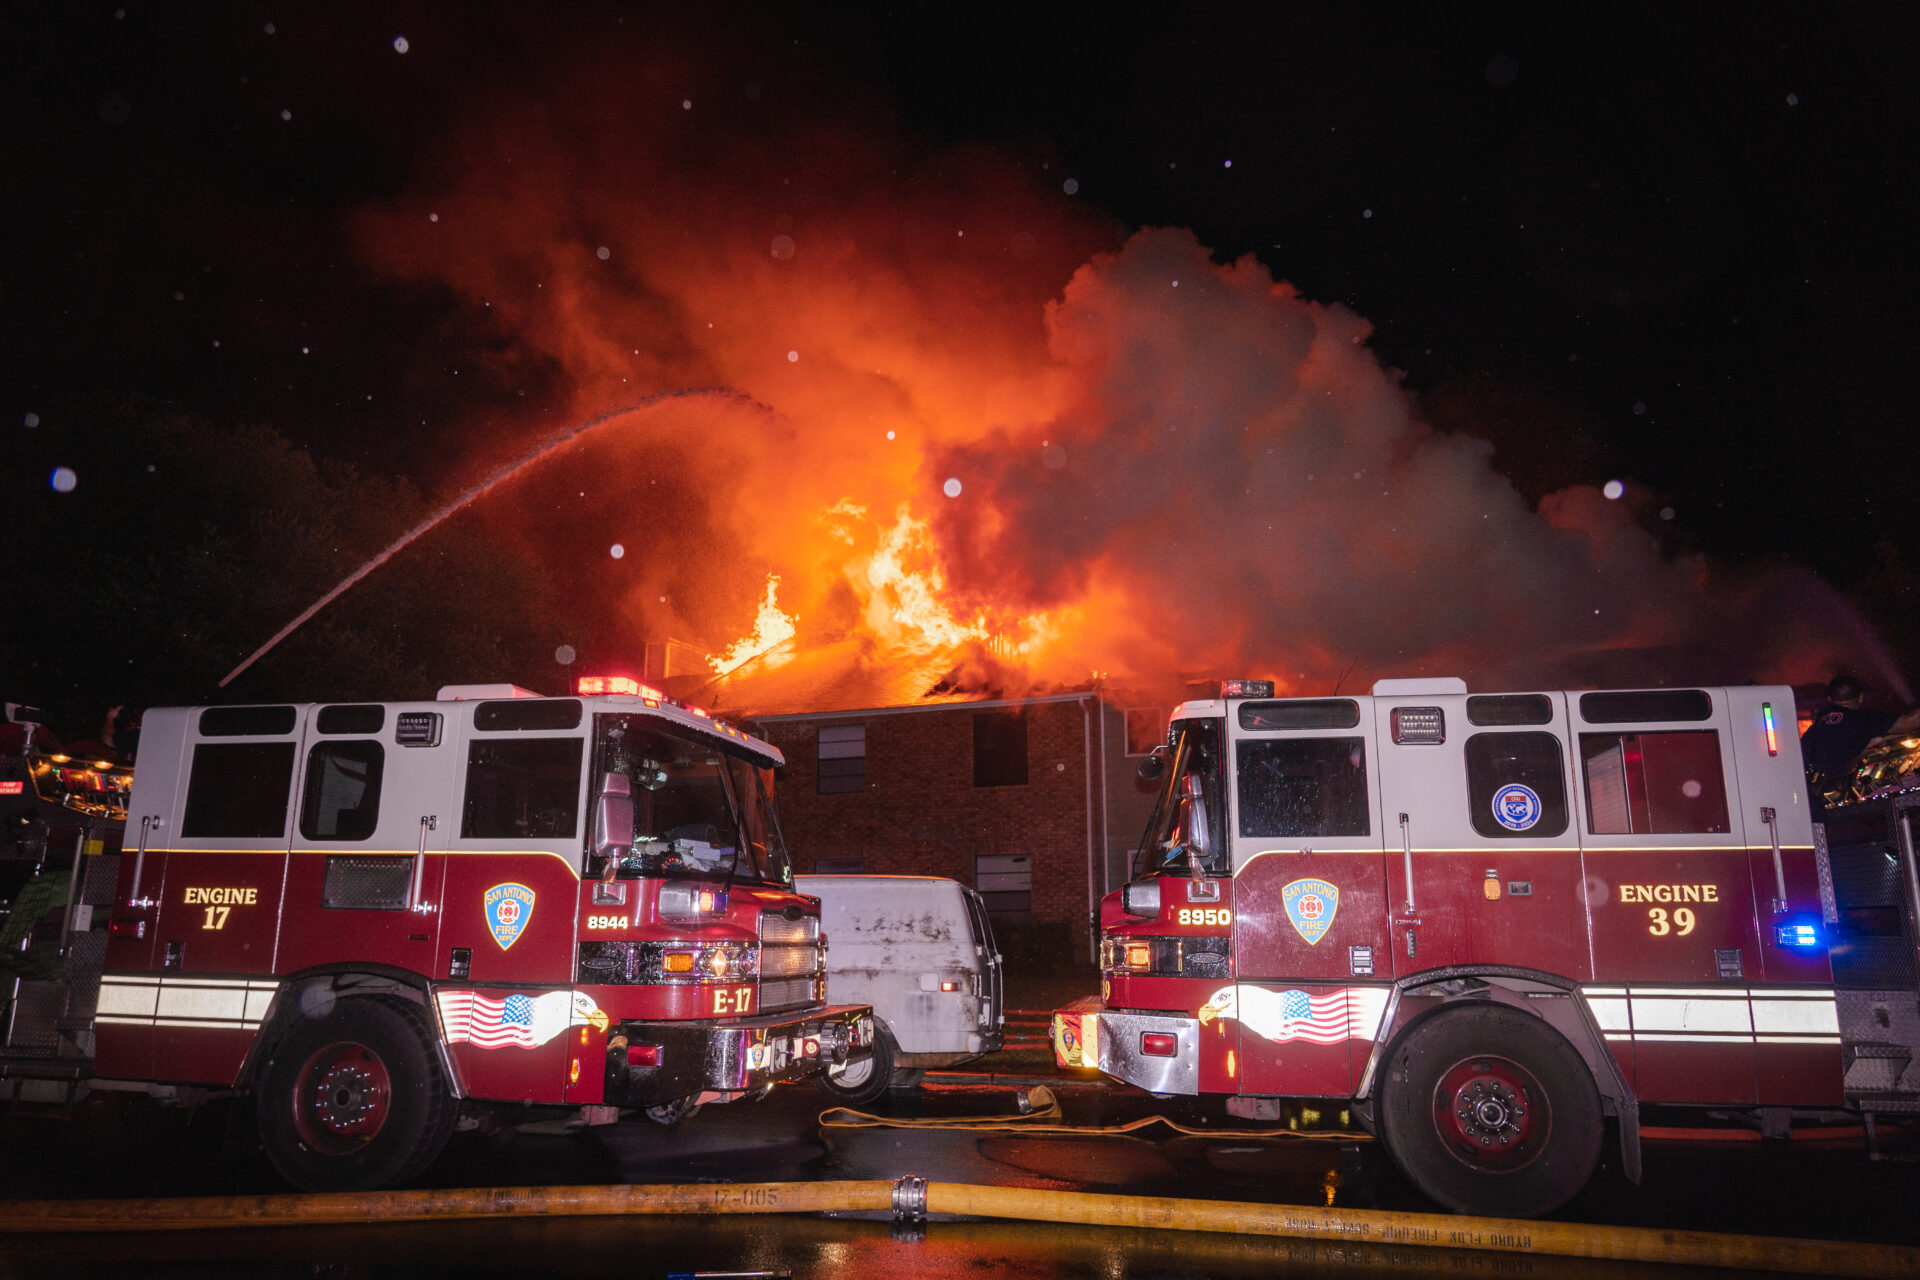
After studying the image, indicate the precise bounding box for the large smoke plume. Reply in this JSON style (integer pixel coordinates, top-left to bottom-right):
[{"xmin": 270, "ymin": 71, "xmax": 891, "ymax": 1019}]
[{"xmin": 356, "ymin": 45, "xmax": 1901, "ymax": 703}]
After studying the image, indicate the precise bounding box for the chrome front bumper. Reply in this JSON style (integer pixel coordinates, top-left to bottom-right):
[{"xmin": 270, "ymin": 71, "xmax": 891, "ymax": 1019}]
[
  {"xmin": 1051, "ymin": 995, "xmax": 1200, "ymax": 1096},
  {"xmin": 608, "ymin": 1004, "xmax": 874, "ymax": 1106}
]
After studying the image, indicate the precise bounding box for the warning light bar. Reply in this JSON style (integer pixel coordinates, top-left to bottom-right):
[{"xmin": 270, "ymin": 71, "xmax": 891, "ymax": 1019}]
[
  {"xmin": 1763, "ymin": 702, "xmax": 1779, "ymax": 757},
  {"xmin": 577, "ymin": 675, "xmax": 667, "ymax": 700},
  {"xmin": 1220, "ymin": 680, "xmax": 1275, "ymax": 698}
]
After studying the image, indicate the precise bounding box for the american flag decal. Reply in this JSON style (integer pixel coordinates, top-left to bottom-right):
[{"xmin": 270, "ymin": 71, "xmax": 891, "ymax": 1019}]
[
  {"xmin": 1199, "ymin": 984, "xmax": 1390, "ymax": 1045},
  {"xmin": 434, "ymin": 988, "xmax": 605, "ymax": 1050}
]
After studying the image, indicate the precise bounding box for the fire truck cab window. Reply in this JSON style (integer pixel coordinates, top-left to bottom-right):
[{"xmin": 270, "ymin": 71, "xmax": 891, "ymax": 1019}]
[
  {"xmin": 596, "ymin": 717, "xmax": 757, "ymax": 880},
  {"xmin": 1235, "ymin": 738, "xmax": 1371, "ymax": 838},
  {"xmin": 461, "ymin": 738, "xmax": 584, "ymax": 840},
  {"xmin": 1580, "ymin": 730, "xmax": 1730, "ymax": 834},
  {"xmin": 299, "ymin": 740, "xmax": 384, "ymax": 841},
  {"xmin": 1133, "ymin": 719, "xmax": 1229, "ymax": 876},
  {"xmin": 1465, "ymin": 732, "xmax": 1569, "ymax": 839},
  {"xmin": 182, "ymin": 741, "xmax": 297, "ymax": 838}
]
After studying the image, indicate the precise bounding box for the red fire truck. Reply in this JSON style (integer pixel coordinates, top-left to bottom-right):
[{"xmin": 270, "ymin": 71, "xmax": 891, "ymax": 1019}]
[
  {"xmin": 1054, "ymin": 678, "xmax": 1918, "ymax": 1218},
  {"xmin": 3, "ymin": 680, "xmax": 872, "ymax": 1191}
]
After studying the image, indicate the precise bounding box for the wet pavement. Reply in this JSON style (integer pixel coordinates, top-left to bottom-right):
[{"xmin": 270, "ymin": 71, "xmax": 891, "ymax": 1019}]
[{"xmin": 2, "ymin": 1068, "xmax": 1918, "ymax": 1278}]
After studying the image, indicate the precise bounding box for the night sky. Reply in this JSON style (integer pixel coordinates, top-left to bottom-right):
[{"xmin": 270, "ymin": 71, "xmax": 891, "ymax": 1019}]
[{"xmin": 6, "ymin": 3, "xmax": 1918, "ymax": 731}]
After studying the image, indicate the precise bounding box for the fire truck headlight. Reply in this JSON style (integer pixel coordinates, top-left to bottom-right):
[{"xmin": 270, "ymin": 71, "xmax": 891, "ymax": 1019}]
[{"xmin": 659, "ymin": 882, "xmax": 729, "ymax": 921}]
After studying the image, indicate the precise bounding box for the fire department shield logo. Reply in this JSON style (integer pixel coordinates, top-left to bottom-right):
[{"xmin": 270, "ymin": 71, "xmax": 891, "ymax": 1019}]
[
  {"xmin": 484, "ymin": 882, "xmax": 535, "ymax": 950},
  {"xmin": 1492, "ymin": 783, "xmax": 1542, "ymax": 831},
  {"xmin": 1282, "ymin": 878, "xmax": 1339, "ymax": 946}
]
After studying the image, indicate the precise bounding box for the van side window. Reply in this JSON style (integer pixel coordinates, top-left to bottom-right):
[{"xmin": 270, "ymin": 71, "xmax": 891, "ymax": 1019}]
[
  {"xmin": 1236, "ymin": 737, "xmax": 1371, "ymax": 838},
  {"xmin": 182, "ymin": 741, "xmax": 297, "ymax": 838},
  {"xmin": 462, "ymin": 738, "xmax": 584, "ymax": 839},
  {"xmin": 1580, "ymin": 730, "xmax": 1729, "ymax": 834},
  {"xmin": 299, "ymin": 741, "xmax": 384, "ymax": 841},
  {"xmin": 1465, "ymin": 732, "xmax": 1569, "ymax": 839}
]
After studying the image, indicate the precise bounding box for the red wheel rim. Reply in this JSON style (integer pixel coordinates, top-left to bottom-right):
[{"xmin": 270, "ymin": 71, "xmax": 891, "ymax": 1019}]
[
  {"xmin": 1430, "ymin": 1053, "xmax": 1550, "ymax": 1172},
  {"xmin": 291, "ymin": 1040, "xmax": 392, "ymax": 1155}
]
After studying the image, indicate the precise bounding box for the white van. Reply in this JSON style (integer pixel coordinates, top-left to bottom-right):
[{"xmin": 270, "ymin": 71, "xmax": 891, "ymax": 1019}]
[{"xmin": 797, "ymin": 875, "xmax": 1004, "ymax": 1104}]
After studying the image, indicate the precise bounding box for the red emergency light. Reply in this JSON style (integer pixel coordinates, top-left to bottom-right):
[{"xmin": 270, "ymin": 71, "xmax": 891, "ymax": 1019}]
[{"xmin": 576, "ymin": 675, "xmax": 666, "ymax": 701}]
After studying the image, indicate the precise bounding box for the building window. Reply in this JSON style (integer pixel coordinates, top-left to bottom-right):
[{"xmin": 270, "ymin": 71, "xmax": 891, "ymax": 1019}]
[
  {"xmin": 975, "ymin": 854, "xmax": 1032, "ymax": 923},
  {"xmin": 817, "ymin": 723, "xmax": 866, "ymax": 794},
  {"xmin": 972, "ymin": 709, "xmax": 1029, "ymax": 787},
  {"xmin": 1124, "ymin": 707, "xmax": 1166, "ymax": 756}
]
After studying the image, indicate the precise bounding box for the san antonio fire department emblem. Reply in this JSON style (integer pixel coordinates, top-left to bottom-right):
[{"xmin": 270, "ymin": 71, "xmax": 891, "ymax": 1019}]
[
  {"xmin": 484, "ymin": 882, "xmax": 536, "ymax": 950},
  {"xmin": 1282, "ymin": 878, "xmax": 1339, "ymax": 946}
]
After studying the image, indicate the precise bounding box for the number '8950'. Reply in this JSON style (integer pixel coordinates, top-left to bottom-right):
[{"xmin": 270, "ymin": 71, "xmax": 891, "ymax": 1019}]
[{"xmin": 1177, "ymin": 907, "xmax": 1231, "ymax": 927}]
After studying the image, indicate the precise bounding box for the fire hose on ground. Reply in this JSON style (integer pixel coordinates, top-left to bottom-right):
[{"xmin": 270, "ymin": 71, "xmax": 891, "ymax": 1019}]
[{"xmin": 3, "ymin": 1175, "xmax": 1914, "ymax": 1277}]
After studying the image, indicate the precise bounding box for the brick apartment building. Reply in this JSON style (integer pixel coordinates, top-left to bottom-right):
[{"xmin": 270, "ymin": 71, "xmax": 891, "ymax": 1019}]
[{"xmin": 679, "ymin": 639, "xmax": 1167, "ymax": 958}]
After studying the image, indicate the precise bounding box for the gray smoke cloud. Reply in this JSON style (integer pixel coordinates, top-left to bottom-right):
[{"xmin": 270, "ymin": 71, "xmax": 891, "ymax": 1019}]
[{"xmin": 929, "ymin": 227, "xmax": 1903, "ymax": 699}]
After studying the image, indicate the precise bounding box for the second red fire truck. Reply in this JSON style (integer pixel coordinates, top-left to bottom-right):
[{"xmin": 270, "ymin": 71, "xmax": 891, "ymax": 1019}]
[
  {"xmin": 1056, "ymin": 678, "xmax": 1917, "ymax": 1218},
  {"xmin": 6, "ymin": 679, "xmax": 871, "ymax": 1191}
]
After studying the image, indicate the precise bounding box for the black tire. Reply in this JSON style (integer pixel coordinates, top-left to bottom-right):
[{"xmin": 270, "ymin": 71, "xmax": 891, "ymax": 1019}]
[
  {"xmin": 255, "ymin": 995, "xmax": 457, "ymax": 1192},
  {"xmin": 815, "ymin": 1021, "xmax": 896, "ymax": 1106},
  {"xmin": 1376, "ymin": 1003, "xmax": 1603, "ymax": 1218},
  {"xmin": 643, "ymin": 1095, "xmax": 703, "ymax": 1126}
]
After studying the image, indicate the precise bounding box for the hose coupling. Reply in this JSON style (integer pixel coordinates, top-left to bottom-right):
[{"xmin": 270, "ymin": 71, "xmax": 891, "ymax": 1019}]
[{"xmin": 891, "ymin": 1174, "xmax": 928, "ymax": 1223}]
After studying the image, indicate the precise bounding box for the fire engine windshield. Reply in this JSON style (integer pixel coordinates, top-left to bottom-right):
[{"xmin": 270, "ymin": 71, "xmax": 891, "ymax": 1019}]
[
  {"xmin": 593, "ymin": 715, "xmax": 792, "ymax": 886},
  {"xmin": 1133, "ymin": 717, "xmax": 1229, "ymax": 879}
]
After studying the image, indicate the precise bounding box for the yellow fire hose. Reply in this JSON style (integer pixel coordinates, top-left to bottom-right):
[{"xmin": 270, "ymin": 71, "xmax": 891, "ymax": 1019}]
[
  {"xmin": 818, "ymin": 1084, "xmax": 1361, "ymax": 1141},
  {"xmin": 2, "ymin": 1176, "xmax": 1914, "ymax": 1277}
]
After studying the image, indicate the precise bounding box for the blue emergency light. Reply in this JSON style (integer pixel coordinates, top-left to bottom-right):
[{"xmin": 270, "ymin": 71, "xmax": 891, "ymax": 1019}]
[{"xmin": 1773, "ymin": 919, "xmax": 1822, "ymax": 950}]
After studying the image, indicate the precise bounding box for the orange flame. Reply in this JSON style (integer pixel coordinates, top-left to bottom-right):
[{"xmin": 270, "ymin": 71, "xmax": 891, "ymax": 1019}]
[{"xmin": 707, "ymin": 574, "xmax": 798, "ymax": 675}]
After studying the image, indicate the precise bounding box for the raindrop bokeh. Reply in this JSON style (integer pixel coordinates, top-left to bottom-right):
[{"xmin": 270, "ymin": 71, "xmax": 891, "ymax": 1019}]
[{"xmin": 49, "ymin": 466, "xmax": 77, "ymax": 493}]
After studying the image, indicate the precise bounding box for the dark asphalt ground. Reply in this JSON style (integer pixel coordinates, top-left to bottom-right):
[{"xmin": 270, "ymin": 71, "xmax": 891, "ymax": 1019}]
[{"xmin": 2, "ymin": 1061, "xmax": 1918, "ymax": 1279}]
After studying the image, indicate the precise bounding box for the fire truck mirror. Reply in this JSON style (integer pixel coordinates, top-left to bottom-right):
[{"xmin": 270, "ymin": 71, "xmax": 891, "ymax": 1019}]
[
  {"xmin": 593, "ymin": 773, "xmax": 635, "ymax": 875},
  {"xmin": 1136, "ymin": 747, "xmax": 1168, "ymax": 781},
  {"xmin": 1180, "ymin": 774, "xmax": 1212, "ymax": 860}
]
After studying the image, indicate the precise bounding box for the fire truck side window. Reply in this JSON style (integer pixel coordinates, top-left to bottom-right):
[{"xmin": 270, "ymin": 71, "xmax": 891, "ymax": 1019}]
[
  {"xmin": 299, "ymin": 740, "xmax": 384, "ymax": 841},
  {"xmin": 1579, "ymin": 730, "xmax": 1730, "ymax": 834},
  {"xmin": 1465, "ymin": 732, "xmax": 1569, "ymax": 839},
  {"xmin": 1235, "ymin": 738, "xmax": 1371, "ymax": 838},
  {"xmin": 182, "ymin": 741, "xmax": 297, "ymax": 838},
  {"xmin": 461, "ymin": 738, "xmax": 584, "ymax": 839}
]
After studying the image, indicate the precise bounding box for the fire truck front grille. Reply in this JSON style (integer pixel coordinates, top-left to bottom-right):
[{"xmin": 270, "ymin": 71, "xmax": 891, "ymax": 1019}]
[
  {"xmin": 759, "ymin": 945, "xmax": 819, "ymax": 979},
  {"xmin": 759, "ymin": 912, "xmax": 819, "ymax": 945},
  {"xmin": 758, "ymin": 976, "xmax": 820, "ymax": 1012}
]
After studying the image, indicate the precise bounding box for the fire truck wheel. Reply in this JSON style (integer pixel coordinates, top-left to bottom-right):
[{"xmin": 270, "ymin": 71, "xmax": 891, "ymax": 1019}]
[
  {"xmin": 643, "ymin": 1095, "xmax": 703, "ymax": 1126},
  {"xmin": 256, "ymin": 995, "xmax": 457, "ymax": 1192},
  {"xmin": 814, "ymin": 1022, "xmax": 897, "ymax": 1106},
  {"xmin": 1376, "ymin": 1003, "xmax": 1603, "ymax": 1219}
]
